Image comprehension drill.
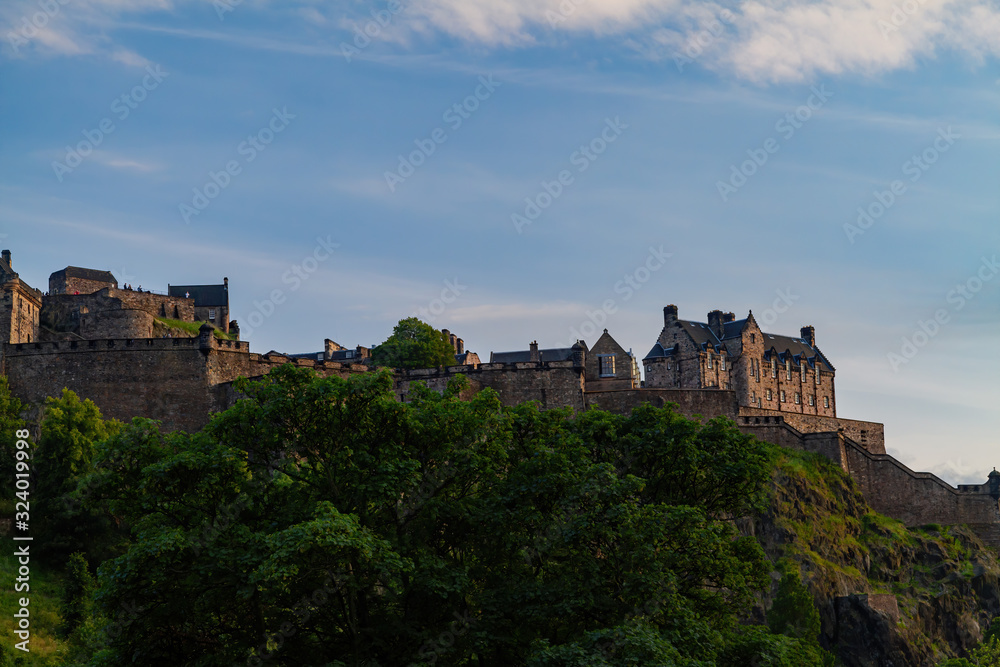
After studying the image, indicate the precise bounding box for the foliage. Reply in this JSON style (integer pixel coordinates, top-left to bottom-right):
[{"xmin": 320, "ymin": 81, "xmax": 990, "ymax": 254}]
[
  {"xmin": 34, "ymin": 390, "xmax": 121, "ymax": 564},
  {"xmin": 63, "ymin": 365, "xmax": 796, "ymax": 665},
  {"xmin": 768, "ymin": 568, "xmax": 821, "ymax": 643},
  {"xmin": 370, "ymin": 317, "xmax": 456, "ymax": 370},
  {"xmin": 0, "ymin": 376, "xmax": 27, "ymax": 501}
]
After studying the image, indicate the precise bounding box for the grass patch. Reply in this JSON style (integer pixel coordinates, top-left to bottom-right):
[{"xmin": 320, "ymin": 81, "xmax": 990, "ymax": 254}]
[
  {"xmin": 0, "ymin": 550, "xmax": 69, "ymax": 665},
  {"xmin": 155, "ymin": 318, "xmax": 235, "ymax": 340}
]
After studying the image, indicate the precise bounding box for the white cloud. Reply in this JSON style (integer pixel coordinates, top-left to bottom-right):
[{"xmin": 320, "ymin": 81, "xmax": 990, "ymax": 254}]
[{"xmin": 3, "ymin": 0, "xmax": 1000, "ymax": 83}]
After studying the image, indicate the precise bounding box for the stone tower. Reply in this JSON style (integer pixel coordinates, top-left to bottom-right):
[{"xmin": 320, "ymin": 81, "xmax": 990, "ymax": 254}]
[{"xmin": 0, "ymin": 250, "xmax": 42, "ymax": 350}]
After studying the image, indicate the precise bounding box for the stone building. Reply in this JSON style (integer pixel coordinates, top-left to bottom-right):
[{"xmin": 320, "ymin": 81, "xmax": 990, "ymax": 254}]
[
  {"xmin": 48, "ymin": 266, "xmax": 118, "ymax": 295},
  {"xmin": 0, "ymin": 251, "xmax": 41, "ymax": 349},
  {"xmin": 644, "ymin": 305, "xmax": 836, "ymax": 418},
  {"xmin": 168, "ymin": 279, "xmax": 231, "ymax": 332},
  {"xmin": 585, "ymin": 329, "xmax": 639, "ymax": 390}
]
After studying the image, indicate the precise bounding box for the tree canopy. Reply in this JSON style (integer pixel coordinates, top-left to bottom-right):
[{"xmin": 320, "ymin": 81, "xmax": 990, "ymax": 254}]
[
  {"xmin": 370, "ymin": 317, "xmax": 456, "ymax": 370},
  {"xmin": 45, "ymin": 364, "xmax": 831, "ymax": 666}
]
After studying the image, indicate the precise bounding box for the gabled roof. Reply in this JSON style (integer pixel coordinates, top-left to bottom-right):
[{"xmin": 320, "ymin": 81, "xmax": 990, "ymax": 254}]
[
  {"xmin": 168, "ymin": 284, "xmax": 229, "ymax": 306},
  {"xmin": 490, "ymin": 347, "xmax": 576, "ymax": 363},
  {"xmin": 643, "ymin": 342, "xmax": 677, "ymax": 361},
  {"xmin": 721, "ymin": 318, "xmax": 747, "ymax": 340},
  {"xmin": 53, "ymin": 266, "xmax": 117, "ymax": 284}
]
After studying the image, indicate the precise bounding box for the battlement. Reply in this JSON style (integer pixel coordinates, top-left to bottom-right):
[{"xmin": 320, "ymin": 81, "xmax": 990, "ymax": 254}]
[{"xmin": 5, "ymin": 336, "xmax": 250, "ymax": 357}]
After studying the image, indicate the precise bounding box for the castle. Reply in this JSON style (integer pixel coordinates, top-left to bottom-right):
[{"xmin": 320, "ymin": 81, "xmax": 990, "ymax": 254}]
[{"xmin": 1, "ymin": 250, "xmax": 998, "ymax": 548}]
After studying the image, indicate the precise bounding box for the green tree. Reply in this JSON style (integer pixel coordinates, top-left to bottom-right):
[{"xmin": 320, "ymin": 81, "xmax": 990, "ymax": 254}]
[
  {"xmin": 34, "ymin": 389, "xmax": 120, "ymax": 563},
  {"xmin": 82, "ymin": 365, "xmax": 795, "ymax": 666},
  {"xmin": 0, "ymin": 376, "xmax": 27, "ymax": 498},
  {"xmin": 371, "ymin": 317, "xmax": 456, "ymax": 370},
  {"xmin": 768, "ymin": 568, "xmax": 821, "ymax": 643}
]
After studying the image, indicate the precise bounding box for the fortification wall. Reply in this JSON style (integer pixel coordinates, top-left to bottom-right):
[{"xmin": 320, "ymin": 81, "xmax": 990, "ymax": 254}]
[
  {"xmin": 55, "ymin": 276, "xmax": 116, "ymax": 296},
  {"xmin": 80, "ymin": 309, "xmax": 154, "ymax": 339},
  {"xmin": 109, "ymin": 289, "xmax": 195, "ymax": 321},
  {"xmin": 584, "ymin": 388, "xmax": 740, "ymax": 421},
  {"xmin": 4, "ymin": 338, "xmax": 214, "ymax": 433},
  {"xmin": 739, "ymin": 406, "xmax": 885, "ymax": 454},
  {"xmin": 396, "ymin": 361, "xmax": 586, "ymax": 410}
]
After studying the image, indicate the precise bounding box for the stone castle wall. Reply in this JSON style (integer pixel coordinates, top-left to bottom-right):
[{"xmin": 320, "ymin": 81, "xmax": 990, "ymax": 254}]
[
  {"xmin": 41, "ymin": 290, "xmax": 196, "ymax": 338},
  {"xmin": 80, "ymin": 309, "xmax": 155, "ymax": 339},
  {"xmin": 396, "ymin": 361, "xmax": 586, "ymax": 411},
  {"xmin": 739, "ymin": 407, "xmax": 885, "ymax": 454}
]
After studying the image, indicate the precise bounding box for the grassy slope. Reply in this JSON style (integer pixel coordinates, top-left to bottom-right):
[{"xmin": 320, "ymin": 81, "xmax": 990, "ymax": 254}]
[
  {"xmin": 0, "ymin": 550, "xmax": 68, "ymax": 665},
  {"xmin": 153, "ymin": 317, "xmax": 235, "ymax": 340},
  {"xmin": 758, "ymin": 444, "xmax": 1000, "ymax": 665}
]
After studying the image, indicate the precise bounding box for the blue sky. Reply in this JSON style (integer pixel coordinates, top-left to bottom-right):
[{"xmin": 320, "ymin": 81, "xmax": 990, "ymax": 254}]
[{"xmin": 1, "ymin": 0, "xmax": 998, "ymax": 483}]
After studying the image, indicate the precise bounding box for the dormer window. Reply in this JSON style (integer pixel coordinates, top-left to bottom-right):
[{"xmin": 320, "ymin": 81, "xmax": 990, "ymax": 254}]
[
  {"xmin": 785, "ymin": 359, "xmax": 791, "ymax": 380},
  {"xmin": 771, "ymin": 359, "xmax": 777, "ymax": 378},
  {"xmin": 816, "ymin": 368, "xmax": 821, "ymax": 385},
  {"xmin": 800, "ymin": 361, "xmax": 806, "ymax": 381},
  {"xmin": 707, "ymin": 353, "xmax": 713, "ymax": 369},
  {"xmin": 720, "ymin": 355, "xmax": 726, "ymax": 371}
]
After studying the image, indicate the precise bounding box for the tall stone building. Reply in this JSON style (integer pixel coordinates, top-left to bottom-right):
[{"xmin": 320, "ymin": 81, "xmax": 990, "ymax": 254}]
[
  {"xmin": 0, "ymin": 250, "xmax": 41, "ymax": 348},
  {"xmin": 644, "ymin": 305, "xmax": 836, "ymax": 417}
]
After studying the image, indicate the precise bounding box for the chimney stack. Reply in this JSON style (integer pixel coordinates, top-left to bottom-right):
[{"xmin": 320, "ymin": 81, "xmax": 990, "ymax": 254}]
[
  {"xmin": 723, "ymin": 312, "xmax": 735, "ymax": 323},
  {"xmin": 456, "ymin": 338, "xmax": 464, "ymax": 354},
  {"xmin": 529, "ymin": 340, "xmax": 540, "ymax": 363},
  {"xmin": 800, "ymin": 325, "xmax": 816, "ymax": 347},
  {"xmin": 663, "ymin": 304, "xmax": 678, "ymax": 325},
  {"xmin": 224, "ymin": 277, "xmax": 229, "ymax": 289},
  {"xmin": 707, "ymin": 310, "xmax": 725, "ymax": 338},
  {"xmin": 2, "ymin": 250, "xmax": 10, "ymax": 267}
]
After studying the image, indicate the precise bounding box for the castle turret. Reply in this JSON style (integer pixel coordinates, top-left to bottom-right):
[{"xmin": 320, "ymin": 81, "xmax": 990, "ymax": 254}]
[{"xmin": 571, "ymin": 340, "xmax": 586, "ymax": 369}]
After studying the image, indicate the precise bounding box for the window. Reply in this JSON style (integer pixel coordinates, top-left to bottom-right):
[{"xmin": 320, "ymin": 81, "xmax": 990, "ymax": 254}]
[
  {"xmin": 823, "ymin": 396, "xmax": 830, "ymax": 408},
  {"xmin": 209, "ymin": 308, "xmax": 217, "ymax": 321},
  {"xmin": 751, "ymin": 334, "xmax": 756, "ymax": 343},
  {"xmin": 808, "ymin": 395, "xmax": 815, "ymax": 406},
  {"xmin": 794, "ymin": 392, "xmax": 800, "ymax": 404},
  {"xmin": 780, "ymin": 390, "xmax": 786, "ymax": 402},
  {"xmin": 720, "ymin": 355, "xmax": 726, "ymax": 371},
  {"xmin": 800, "ymin": 362, "xmax": 806, "ymax": 381},
  {"xmin": 646, "ymin": 365, "xmax": 652, "ymax": 373},
  {"xmin": 751, "ymin": 390, "xmax": 756, "ymax": 402},
  {"xmin": 816, "ymin": 368, "xmax": 821, "ymax": 385},
  {"xmin": 667, "ymin": 362, "xmax": 672, "ymax": 370},
  {"xmin": 785, "ymin": 359, "xmax": 791, "ymax": 380},
  {"xmin": 771, "ymin": 359, "xmax": 776, "ymax": 378},
  {"xmin": 707, "ymin": 353, "xmax": 713, "ymax": 369},
  {"xmin": 599, "ymin": 355, "xmax": 616, "ymax": 377},
  {"xmin": 766, "ymin": 389, "xmax": 772, "ymax": 401}
]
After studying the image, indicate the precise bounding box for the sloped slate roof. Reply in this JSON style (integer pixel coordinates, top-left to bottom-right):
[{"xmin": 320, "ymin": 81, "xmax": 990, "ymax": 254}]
[
  {"xmin": 54, "ymin": 266, "xmax": 117, "ymax": 284},
  {"xmin": 643, "ymin": 342, "xmax": 677, "ymax": 361},
  {"xmin": 651, "ymin": 316, "xmax": 834, "ymax": 371},
  {"xmin": 490, "ymin": 347, "xmax": 575, "ymax": 363},
  {"xmin": 168, "ymin": 284, "xmax": 228, "ymax": 306}
]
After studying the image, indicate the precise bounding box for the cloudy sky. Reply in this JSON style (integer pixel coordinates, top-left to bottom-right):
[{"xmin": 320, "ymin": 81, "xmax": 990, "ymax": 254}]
[{"xmin": 2, "ymin": 0, "xmax": 998, "ymax": 483}]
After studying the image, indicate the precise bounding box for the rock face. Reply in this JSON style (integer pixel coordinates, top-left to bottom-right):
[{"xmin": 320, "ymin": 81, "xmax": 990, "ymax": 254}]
[{"xmin": 750, "ymin": 447, "xmax": 1000, "ymax": 666}]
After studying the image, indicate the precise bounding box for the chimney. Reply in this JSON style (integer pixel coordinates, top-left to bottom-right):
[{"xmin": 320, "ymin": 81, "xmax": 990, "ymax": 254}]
[
  {"xmin": 707, "ymin": 310, "xmax": 725, "ymax": 338},
  {"xmin": 800, "ymin": 325, "xmax": 816, "ymax": 347},
  {"xmin": 723, "ymin": 312, "xmax": 735, "ymax": 323},
  {"xmin": 663, "ymin": 304, "xmax": 678, "ymax": 325},
  {"xmin": 456, "ymin": 338, "xmax": 464, "ymax": 354},
  {"xmin": 2, "ymin": 250, "xmax": 10, "ymax": 267},
  {"xmin": 449, "ymin": 333, "xmax": 458, "ymax": 352},
  {"xmin": 529, "ymin": 340, "xmax": 540, "ymax": 363}
]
